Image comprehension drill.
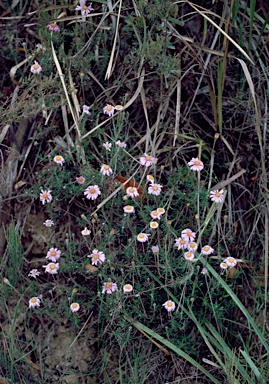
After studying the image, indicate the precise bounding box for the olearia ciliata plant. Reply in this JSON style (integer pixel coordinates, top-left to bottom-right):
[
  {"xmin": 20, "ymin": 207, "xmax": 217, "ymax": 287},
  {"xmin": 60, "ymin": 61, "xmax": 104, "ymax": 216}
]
[{"xmin": 1, "ymin": 0, "xmax": 269, "ymax": 383}]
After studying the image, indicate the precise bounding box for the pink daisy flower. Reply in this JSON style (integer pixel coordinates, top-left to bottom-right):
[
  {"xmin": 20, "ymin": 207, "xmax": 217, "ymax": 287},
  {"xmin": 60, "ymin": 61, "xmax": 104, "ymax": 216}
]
[
  {"xmin": 188, "ymin": 241, "xmax": 198, "ymax": 253},
  {"xmin": 157, "ymin": 207, "xmax": 165, "ymax": 215},
  {"xmin": 30, "ymin": 61, "xmax": 42, "ymax": 74},
  {"xmin": 126, "ymin": 186, "xmax": 139, "ymax": 198},
  {"xmin": 40, "ymin": 190, "xmax": 52, "ymax": 205},
  {"xmin": 188, "ymin": 158, "xmax": 204, "ymax": 171},
  {"xmin": 123, "ymin": 205, "xmax": 135, "ymax": 213},
  {"xmin": 82, "ymin": 105, "xmax": 91, "ymax": 115},
  {"xmin": 162, "ymin": 300, "xmax": 176, "ymax": 312},
  {"xmin": 81, "ymin": 227, "xmax": 91, "ymax": 236},
  {"xmin": 116, "ymin": 140, "xmax": 127, "ymax": 148},
  {"xmin": 115, "ymin": 105, "xmax": 123, "ymax": 111},
  {"xmin": 43, "ymin": 262, "xmax": 59, "ymax": 274},
  {"xmin": 201, "ymin": 245, "xmax": 214, "ymax": 255},
  {"xmin": 148, "ymin": 183, "xmax": 163, "ymax": 196},
  {"xmin": 76, "ymin": 176, "xmax": 85, "ymax": 184},
  {"xmin": 147, "ymin": 175, "xmax": 154, "ymax": 183},
  {"xmin": 150, "ymin": 221, "xmax": 159, "ymax": 229},
  {"xmin": 140, "ymin": 153, "xmax": 157, "ymax": 167},
  {"xmin": 84, "ymin": 185, "xmax": 101, "ymax": 200},
  {"xmin": 220, "ymin": 262, "xmax": 228, "ymax": 270},
  {"xmin": 100, "ymin": 164, "xmax": 113, "ymax": 176},
  {"xmin": 88, "ymin": 249, "xmax": 106, "ymax": 266},
  {"xmin": 210, "ymin": 190, "xmax": 224, "ymax": 203},
  {"xmin": 70, "ymin": 303, "xmax": 80, "ymax": 312},
  {"xmin": 28, "ymin": 269, "xmax": 40, "ymax": 279},
  {"xmin": 175, "ymin": 237, "xmax": 189, "ymax": 250},
  {"xmin": 103, "ymin": 104, "xmax": 115, "ymax": 117},
  {"xmin": 150, "ymin": 210, "xmax": 162, "ymax": 220},
  {"xmin": 47, "ymin": 23, "xmax": 60, "ymax": 32},
  {"xmin": 53, "ymin": 155, "xmax": 65, "ymax": 165},
  {"xmin": 43, "ymin": 219, "xmax": 54, "ymax": 227},
  {"xmin": 224, "ymin": 257, "xmax": 237, "ymax": 268},
  {"xmin": 29, "ymin": 297, "xmax": 41, "ymax": 309},
  {"xmin": 102, "ymin": 282, "xmax": 117, "ymax": 294},
  {"xmin": 181, "ymin": 228, "xmax": 196, "ymax": 242},
  {"xmin": 75, "ymin": 0, "xmax": 94, "ymax": 15},
  {"xmin": 46, "ymin": 248, "xmax": 61, "ymax": 262},
  {"xmin": 184, "ymin": 251, "xmax": 195, "ymax": 261},
  {"xmin": 137, "ymin": 233, "xmax": 150, "ymax": 242},
  {"xmin": 103, "ymin": 141, "xmax": 112, "ymax": 151},
  {"xmin": 123, "ymin": 284, "xmax": 133, "ymax": 293},
  {"xmin": 151, "ymin": 245, "xmax": 159, "ymax": 253}
]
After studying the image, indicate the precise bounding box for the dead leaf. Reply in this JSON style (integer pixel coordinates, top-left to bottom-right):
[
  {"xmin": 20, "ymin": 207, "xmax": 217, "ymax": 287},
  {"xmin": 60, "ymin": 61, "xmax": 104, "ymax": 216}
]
[
  {"xmin": 85, "ymin": 264, "xmax": 98, "ymax": 273},
  {"xmin": 115, "ymin": 175, "xmax": 143, "ymax": 198},
  {"xmin": 14, "ymin": 180, "xmax": 26, "ymax": 189}
]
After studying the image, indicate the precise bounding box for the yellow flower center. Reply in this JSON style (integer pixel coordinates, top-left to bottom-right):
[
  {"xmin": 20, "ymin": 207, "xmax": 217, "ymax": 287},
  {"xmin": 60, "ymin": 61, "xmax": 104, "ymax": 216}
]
[
  {"xmin": 50, "ymin": 265, "xmax": 56, "ymax": 270},
  {"xmin": 129, "ymin": 187, "xmax": 134, "ymax": 193},
  {"xmin": 126, "ymin": 205, "xmax": 131, "ymax": 210},
  {"xmin": 43, "ymin": 193, "xmax": 48, "ymax": 199},
  {"xmin": 90, "ymin": 188, "xmax": 96, "ymax": 194},
  {"xmin": 145, "ymin": 156, "xmax": 151, "ymax": 161},
  {"xmin": 125, "ymin": 285, "xmax": 131, "ymax": 290},
  {"xmin": 180, "ymin": 239, "xmax": 185, "ymax": 244},
  {"xmin": 138, "ymin": 234, "xmax": 144, "ymax": 239},
  {"xmin": 216, "ymin": 192, "xmax": 220, "ymax": 197},
  {"xmin": 51, "ymin": 251, "xmax": 56, "ymax": 256},
  {"xmin": 152, "ymin": 211, "xmax": 158, "ymax": 217},
  {"xmin": 78, "ymin": 177, "xmax": 83, "ymax": 182},
  {"xmin": 55, "ymin": 156, "xmax": 62, "ymax": 161},
  {"xmin": 33, "ymin": 64, "xmax": 39, "ymax": 70},
  {"xmin": 31, "ymin": 298, "xmax": 37, "ymax": 303},
  {"xmin": 103, "ymin": 165, "xmax": 109, "ymax": 170},
  {"xmin": 153, "ymin": 186, "xmax": 158, "ymax": 191},
  {"xmin": 93, "ymin": 254, "xmax": 99, "ymax": 259},
  {"xmin": 194, "ymin": 161, "xmax": 200, "ymax": 166},
  {"xmin": 185, "ymin": 252, "xmax": 192, "ymax": 259},
  {"xmin": 190, "ymin": 243, "xmax": 195, "ymax": 249},
  {"xmin": 204, "ymin": 246, "xmax": 209, "ymax": 251},
  {"xmin": 167, "ymin": 301, "xmax": 173, "ymax": 307},
  {"xmin": 83, "ymin": 5, "xmax": 88, "ymax": 10},
  {"xmin": 151, "ymin": 222, "xmax": 158, "ymax": 227},
  {"xmin": 105, "ymin": 283, "xmax": 112, "ymax": 289},
  {"xmin": 51, "ymin": 23, "xmax": 56, "ymax": 28},
  {"xmin": 106, "ymin": 106, "xmax": 113, "ymax": 111},
  {"xmin": 72, "ymin": 303, "xmax": 78, "ymax": 309}
]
